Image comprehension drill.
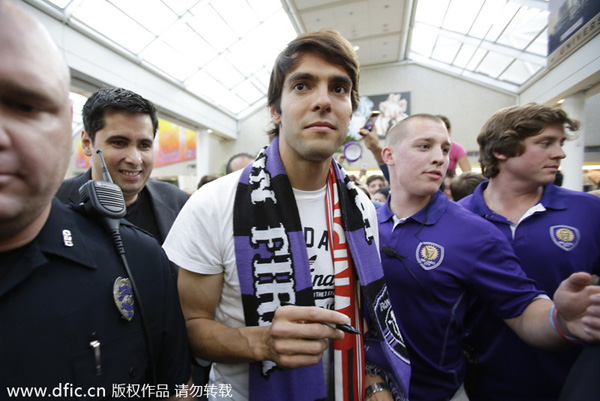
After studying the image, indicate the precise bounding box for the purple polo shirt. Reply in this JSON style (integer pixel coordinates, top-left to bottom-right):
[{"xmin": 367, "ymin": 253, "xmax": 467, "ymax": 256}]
[
  {"xmin": 459, "ymin": 183, "xmax": 600, "ymax": 401},
  {"xmin": 378, "ymin": 191, "xmax": 542, "ymax": 401}
]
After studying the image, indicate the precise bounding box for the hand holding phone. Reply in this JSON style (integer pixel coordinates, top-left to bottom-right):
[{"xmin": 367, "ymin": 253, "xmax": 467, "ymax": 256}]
[{"xmin": 362, "ymin": 111, "xmax": 380, "ymax": 131}]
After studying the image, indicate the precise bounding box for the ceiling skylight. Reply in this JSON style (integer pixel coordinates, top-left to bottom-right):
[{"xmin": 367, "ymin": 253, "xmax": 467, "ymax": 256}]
[
  {"xmin": 38, "ymin": 0, "xmax": 297, "ymax": 118},
  {"xmin": 411, "ymin": 0, "xmax": 550, "ymax": 92}
]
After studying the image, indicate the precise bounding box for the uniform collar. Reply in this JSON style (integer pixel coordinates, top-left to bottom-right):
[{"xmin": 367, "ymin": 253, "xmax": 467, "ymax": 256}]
[
  {"xmin": 0, "ymin": 199, "xmax": 97, "ymax": 298},
  {"xmin": 470, "ymin": 181, "xmax": 567, "ymax": 217},
  {"xmin": 378, "ymin": 190, "xmax": 448, "ymax": 226}
]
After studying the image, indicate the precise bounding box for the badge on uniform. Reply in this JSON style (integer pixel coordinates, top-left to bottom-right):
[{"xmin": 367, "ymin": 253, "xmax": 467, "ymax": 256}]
[
  {"xmin": 416, "ymin": 242, "xmax": 444, "ymax": 270},
  {"xmin": 550, "ymin": 225, "xmax": 580, "ymax": 251},
  {"xmin": 113, "ymin": 277, "xmax": 134, "ymax": 321}
]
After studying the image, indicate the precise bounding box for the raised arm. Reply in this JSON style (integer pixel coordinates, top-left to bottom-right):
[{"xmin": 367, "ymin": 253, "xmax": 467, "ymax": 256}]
[{"xmin": 457, "ymin": 155, "xmax": 471, "ymax": 173}]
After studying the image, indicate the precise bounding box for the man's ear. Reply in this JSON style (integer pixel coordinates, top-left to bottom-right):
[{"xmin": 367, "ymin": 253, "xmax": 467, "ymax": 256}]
[
  {"xmin": 493, "ymin": 151, "xmax": 508, "ymax": 161},
  {"xmin": 81, "ymin": 131, "xmax": 93, "ymax": 157},
  {"xmin": 382, "ymin": 146, "xmax": 394, "ymax": 165},
  {"xmin": 269, "ymin": 104, "xmax": 281, "ymax": 125}
]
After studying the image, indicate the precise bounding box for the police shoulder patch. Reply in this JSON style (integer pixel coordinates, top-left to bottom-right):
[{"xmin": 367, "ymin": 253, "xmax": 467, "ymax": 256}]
[
  {"xmin": 550, "ymin": 225, "xmax": 580, "ymax": 252},
  {"xmin": 415, "ymin": 242, "xmax": 444, "ymax": 270}
]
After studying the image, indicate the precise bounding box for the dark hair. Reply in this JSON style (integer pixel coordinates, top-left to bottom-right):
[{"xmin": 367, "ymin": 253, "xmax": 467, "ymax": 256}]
[
  {"xmin": 197, "ymin": 174, "xmax": 218, "ymax": 189},
  {"xmin": 478, "ymin": 103, "xmax": 579, "ymax": 178},
  {"xmin": 366, "ymin": 175, "xmax": 386, "ymax": 186},
  {"xmin": 375, "ymin": 186, "xmax": 390, "ymax": 197},
  {"xmin": 82, "ymin": 87, "xmax": 159, "ymax": 143},
  {"xmin": 267, "ymin": 29, "xmax": 360, "ymax": 137},
  {"xmin": 436, "ymin": 115, "xmax": 451, "ymax": 131},
  {"xmin": 225, "ymin": 152, "xmax": 255, "ymax": 174},
  {"xmin": 450, "ymin": 172, "xmax": 486, "ymax": 201}
]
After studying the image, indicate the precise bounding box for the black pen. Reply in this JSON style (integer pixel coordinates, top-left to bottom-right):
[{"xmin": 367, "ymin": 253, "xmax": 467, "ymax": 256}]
[
  {"xmin": 319, "ymin": 321, "xmax": 361, "ymax": 335},
  {"xmin": 280, "ymin": 302, "xmax": 361, "ymax": 335}
]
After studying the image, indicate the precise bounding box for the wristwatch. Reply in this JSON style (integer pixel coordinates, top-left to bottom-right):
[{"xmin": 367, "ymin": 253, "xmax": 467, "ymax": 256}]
[{"xmin": 365, "ymin": 382, "xmax": 389, "ymax": 399}]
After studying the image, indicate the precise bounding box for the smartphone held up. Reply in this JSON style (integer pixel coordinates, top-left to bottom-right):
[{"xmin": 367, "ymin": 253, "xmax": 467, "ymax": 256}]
[{"xmin": 362, "ymin": 111, "xmax": 380, "ymax": 131}]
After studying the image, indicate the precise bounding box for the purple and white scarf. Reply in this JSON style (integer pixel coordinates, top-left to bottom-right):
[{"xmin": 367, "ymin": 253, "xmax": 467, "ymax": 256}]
[{"xmin": 233, "ymin": 137, "xmax": 411, "ymax": 401}]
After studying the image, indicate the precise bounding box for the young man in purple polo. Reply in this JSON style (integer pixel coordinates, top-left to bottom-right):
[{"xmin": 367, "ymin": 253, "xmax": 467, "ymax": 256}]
[
  {"xmin": 377, "ymin": 113, "xmax": 600, "ymax": 401},
  {"xmin": 458, "ymin": 103, "xmax": 600, "ymax": 401}
]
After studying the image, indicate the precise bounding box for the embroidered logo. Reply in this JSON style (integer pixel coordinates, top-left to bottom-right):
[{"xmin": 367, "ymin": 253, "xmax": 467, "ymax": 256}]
[
  {"xmin": 415, "ymin": 242, "xmax": 444, "ymax": 270},
  {"xmin": 550, "ymin": 225, "xmax": 580, "ymax": 251},
  {"xmin": 113, "ymin": 277, "xmax": 134, "ymax": 321}
]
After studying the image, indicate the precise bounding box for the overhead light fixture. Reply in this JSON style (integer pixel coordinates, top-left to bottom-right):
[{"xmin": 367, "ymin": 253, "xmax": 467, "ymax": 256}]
[
  {"xmin": 557, "ymin": 99, "xmax": 565, "ymax": 104},
  {"xmin": 354, "ymin": 45, "xmax": 360, "ymax": 51},
  {"xmin": 207, "ymin": 129, "xmax": 213, "ymax": 134}
]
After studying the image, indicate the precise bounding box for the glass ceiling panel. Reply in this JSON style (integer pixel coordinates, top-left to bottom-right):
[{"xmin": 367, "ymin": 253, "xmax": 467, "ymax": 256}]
[
  {"xmin": 410, "ymin": 0, "xmax": 550, "ymax": 93},
  {"xmin": 497, "ymin": 6, "xmax": 549, "ymax": 50},
  {"xmin": 160, "ymin": 21, "xmax": 217, "ymax": 69},
  {"xmin": 71, "ymin": 1, "xmax": 154, "ymax": 54},
  {"xmin": 466, "ymin": 48, "xmax": 488, "ymax": 71},
  {"xmin": 500, "ymin": 59, "xmax": 543, "ymax": 85},
  {"xmin": 414, "ymin": 0, "xmax": 449, "ymax": 26},
  {"xmin": 38, "ymin": 0, "xmax": 296, "ymax": 118},
  {"xmin": 485, "ymin": 2, "xmax": 520, "ymax": 42},
  {"xmin": 163, "ymin": 0, "xmax": 197, "ymax": 17},
  {"xmin": 186, "ymin": 70, "xmax": 227, "ymax": 103},
  {"xmin": 235, "ymin": 79, "xmax": 264, "ymax": 104},
  {"xmin": 246, "ymin": 0, "xmax": 282, "ymax": 20},
  {"xmin": 141, "ymin": 40, "xmax": 199, "ymax": 81},
  {"xmin": 214, "ymin": 91, "xmax": 249, "ymax": 115},
  {"xmin": 187, "ymin": 4, "xmax": 239, "ymax": 53},
  {"xmin": 443, "ymin": 0, "xmax": 483, "ymax": 35},
  {"xmin": 431, "ymin": 36, "xmax": 462, "ymax": 64},
  {"xmin": 477, "ymin": 51, "xmax": 514, "ymax": 78},
  {"xmin": 111, "ymin": 0, "xmax": 178, "ymax": 36},
  {"xmin": 410, "ymin": 26, "xmax": 438, "ymax": 57},
  {"xmin": 453, "ymin": 44, "xmax": 477, "ymax": 69},
  {"xmin": 211, "ymin": 0, "xmax": 258, "ymax": 39},
  {"xmin": 40, "ymin": 0, "xmax": 551, "ymax": 119},
  {"xmin": 527, "ymin": 29, "xmax": 549, "ymax": 56},
  {"xmin": 203, "ymin": 55, "xmax": 246, "ymax": 90},
  {"xmin": 254, "ymin": 66, "xmax": 273, "ymax": 92},
  {"xmin": 469, "ymin": 0, "xmax": 507, "ymax": 39}
]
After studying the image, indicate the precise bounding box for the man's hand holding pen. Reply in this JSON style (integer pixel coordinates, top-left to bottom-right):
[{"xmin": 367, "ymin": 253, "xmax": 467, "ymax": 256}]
[{"xmin": 262, "ymin": 303, "xmax": 359, "ymax": 369}]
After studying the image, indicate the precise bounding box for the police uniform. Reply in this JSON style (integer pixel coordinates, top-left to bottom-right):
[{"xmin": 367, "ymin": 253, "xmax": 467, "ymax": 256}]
[
  {"xmin": 377, "ymin": 190, "xmax": 543, "ymax": 401},
  {"xmin": 459, "ymin": 183, "xmax": 600, "ymax": 401},
  {"xmin": 0, "ymin": 199, "xmax": 190, "ymax": 399}
]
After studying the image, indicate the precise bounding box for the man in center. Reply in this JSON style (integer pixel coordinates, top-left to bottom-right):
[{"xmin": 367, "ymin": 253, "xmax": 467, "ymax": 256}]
[{"xmin": 164, "ymin": 30, "xmax": 410, "ymax": 401}]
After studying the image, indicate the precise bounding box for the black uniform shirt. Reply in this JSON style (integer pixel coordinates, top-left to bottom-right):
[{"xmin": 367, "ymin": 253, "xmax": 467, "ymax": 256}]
[{"xmin": 0, "ymin": 199, "xmax": 190, "ymax": 399}]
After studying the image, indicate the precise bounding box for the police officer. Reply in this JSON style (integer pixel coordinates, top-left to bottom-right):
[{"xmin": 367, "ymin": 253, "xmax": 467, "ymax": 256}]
[{"xmin": 0, "ymin": 1, "xmax": 191, "ymax": 399}]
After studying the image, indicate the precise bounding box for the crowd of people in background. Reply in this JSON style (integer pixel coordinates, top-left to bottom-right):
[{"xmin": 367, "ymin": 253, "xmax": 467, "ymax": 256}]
[{"xmin": 2, "ymin": 2, "xmax": 600, "ymax": 401}]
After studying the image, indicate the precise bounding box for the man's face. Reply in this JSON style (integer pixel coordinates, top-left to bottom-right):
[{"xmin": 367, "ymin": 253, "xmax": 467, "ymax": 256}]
[
  {"xmin": 82, "ymin": 110, "xmax": 154, "ymax": 205},
  {"xmin": 0, "ymin": 17, "xmax": 72, "ymax": 230},
  {"xmin": 368, "ymin": 178, "xmax": 385, "ymax": 195},
  {"xmin": 498, "ymin": 124, "xmax": 566, "ymax": 187},
  {"xmin": 271, "ymin": 52, "xmax": 353, "ymax": 166},
  {"xmin": 384, "ymin": 118, "xmax": 451, "ymax": 201}
]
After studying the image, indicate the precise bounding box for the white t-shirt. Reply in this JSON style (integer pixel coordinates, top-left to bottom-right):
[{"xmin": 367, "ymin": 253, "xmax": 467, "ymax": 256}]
[{"xmin": 163, "ymin": 169, "xmax": 379, "ymax": 401}]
